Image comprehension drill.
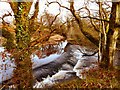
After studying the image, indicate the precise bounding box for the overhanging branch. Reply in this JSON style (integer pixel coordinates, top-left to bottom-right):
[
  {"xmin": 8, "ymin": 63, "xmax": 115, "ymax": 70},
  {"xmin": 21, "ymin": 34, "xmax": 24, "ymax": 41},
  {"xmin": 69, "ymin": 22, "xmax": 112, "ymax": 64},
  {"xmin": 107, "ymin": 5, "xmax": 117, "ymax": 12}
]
[
  {"xmin": 46, "ymin": 1, "xmax": 71, "ymax": 11},
  {"xmin": 80, "ymin": 16, "xmax": 109, "ymax": 22}
]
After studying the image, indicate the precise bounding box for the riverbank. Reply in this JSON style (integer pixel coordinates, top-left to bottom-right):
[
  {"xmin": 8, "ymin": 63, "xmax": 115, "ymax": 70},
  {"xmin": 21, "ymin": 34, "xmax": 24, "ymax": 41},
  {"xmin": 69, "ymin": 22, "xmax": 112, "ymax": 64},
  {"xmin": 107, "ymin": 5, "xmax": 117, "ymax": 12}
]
[{"xmin": 52, "ymin": 68, "xmax": 120, "ymax": 88}]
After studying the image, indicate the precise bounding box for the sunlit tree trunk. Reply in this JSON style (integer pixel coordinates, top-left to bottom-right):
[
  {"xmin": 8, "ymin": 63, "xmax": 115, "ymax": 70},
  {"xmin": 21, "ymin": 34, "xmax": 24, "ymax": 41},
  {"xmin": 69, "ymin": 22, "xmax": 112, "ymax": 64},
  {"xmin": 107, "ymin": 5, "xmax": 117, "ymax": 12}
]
[
  {"xmin": 98, "ymin": 2, "xmax": 108, "ymax": 64},
  {"xmin": 98, "ymin": 2, "xmax": 103, "ymax": 63},
  {"xmin": 101, "ymin": 2, "xmax": 120, "ymax": 69}
]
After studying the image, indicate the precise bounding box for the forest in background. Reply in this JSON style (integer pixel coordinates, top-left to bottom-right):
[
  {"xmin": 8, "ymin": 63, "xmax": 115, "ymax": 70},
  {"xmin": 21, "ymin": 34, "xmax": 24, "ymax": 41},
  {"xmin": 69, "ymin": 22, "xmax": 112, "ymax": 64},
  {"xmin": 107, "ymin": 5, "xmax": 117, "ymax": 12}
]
[{"xmin": 0, "ymin": 0, "xmax": 120, "ymax": 89}]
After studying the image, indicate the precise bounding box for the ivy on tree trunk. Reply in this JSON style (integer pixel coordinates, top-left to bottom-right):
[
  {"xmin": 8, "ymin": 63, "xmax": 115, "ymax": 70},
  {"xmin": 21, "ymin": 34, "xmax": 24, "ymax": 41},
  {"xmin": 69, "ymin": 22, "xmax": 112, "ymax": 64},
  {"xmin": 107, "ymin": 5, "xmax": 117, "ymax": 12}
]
[{"xmin": 12, "ymin": 2, "xmax": 33, "ymax": 89}]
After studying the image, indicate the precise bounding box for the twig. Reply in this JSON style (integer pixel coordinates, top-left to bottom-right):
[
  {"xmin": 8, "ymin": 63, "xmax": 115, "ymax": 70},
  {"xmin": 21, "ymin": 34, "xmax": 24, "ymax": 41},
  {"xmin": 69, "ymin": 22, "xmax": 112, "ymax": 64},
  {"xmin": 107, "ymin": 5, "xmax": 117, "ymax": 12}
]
[
  {"xmin": 46, "ymin": 1, "xmax": 70, "ymax": 11},
  {"xmin": 80, "ymin": 16, "xmax": 109, "ymax": 22},
  {"xmin": 0, "ymin": 85, "xmax": 6, "ymax": 90}
]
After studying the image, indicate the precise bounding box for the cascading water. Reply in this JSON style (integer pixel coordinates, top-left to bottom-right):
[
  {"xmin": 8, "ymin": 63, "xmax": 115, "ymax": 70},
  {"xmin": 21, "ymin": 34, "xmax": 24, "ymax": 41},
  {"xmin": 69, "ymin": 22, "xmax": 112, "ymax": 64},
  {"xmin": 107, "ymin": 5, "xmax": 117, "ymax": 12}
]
[
  {"xmin": 0, "ymin": 40, "xmax": 68, "ymax": 83},
  {"xmin": 0, "ymin": 40, "xmax": 98, "ymax": 88}
]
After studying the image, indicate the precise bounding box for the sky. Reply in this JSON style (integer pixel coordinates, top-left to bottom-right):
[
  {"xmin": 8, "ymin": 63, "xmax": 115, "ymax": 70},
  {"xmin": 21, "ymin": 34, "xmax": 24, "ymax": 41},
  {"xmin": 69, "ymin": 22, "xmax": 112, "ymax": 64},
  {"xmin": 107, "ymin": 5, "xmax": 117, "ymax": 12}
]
[{"xmin": 0, "ymin": 0, "xmax": 100, "ymax": 23}]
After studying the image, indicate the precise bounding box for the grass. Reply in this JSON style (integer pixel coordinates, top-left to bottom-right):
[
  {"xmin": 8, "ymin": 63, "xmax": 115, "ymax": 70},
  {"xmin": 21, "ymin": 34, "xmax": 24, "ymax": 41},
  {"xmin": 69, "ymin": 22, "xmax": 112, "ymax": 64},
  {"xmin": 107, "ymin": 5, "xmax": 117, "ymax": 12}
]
[{"xmin": 52, "ymin": 68, "xmax": 120, "ymax": 88}]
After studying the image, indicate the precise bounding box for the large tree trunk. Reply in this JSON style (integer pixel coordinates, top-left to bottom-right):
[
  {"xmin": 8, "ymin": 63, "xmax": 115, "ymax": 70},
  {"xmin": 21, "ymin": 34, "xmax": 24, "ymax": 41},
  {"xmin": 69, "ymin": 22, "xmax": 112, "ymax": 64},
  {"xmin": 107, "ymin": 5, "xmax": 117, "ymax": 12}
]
[
  {"xmin": 11, "ymin": 2, "xmax": 33, "ymax": 89},
  {"xmin": 100, "ymin": 2, "xmax": 120, "ymax": 69}
]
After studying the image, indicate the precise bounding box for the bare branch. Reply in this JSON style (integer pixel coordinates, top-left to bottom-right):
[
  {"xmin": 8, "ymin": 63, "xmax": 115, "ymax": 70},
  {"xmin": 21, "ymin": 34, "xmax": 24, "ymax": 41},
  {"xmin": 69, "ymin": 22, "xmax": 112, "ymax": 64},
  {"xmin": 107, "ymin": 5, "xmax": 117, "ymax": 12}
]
[
  {"xmin": 0, "ymin": 12, "xmax": 12, "ymax": 19},
  {"xmin": 30, "ymin": 0, "xmax": 39, "ymax": 20},
  {"xmin": 49, "ymin": 12, "xmax": 60, "ymax": 27},
  {"xmin": 68, "ymin": 1, "xmax": 99, "ymax": 47},
  {"xmin": 30, "ymin": 34, "xmax": 51, "ymax": 48},
  {"xmin": 0, "ymin": 12, "xmax": 12, "ymax": 24},
  {"xmin": 83, "ymin": 6, "xmax": 99, "ymax": 32},
  {"xmin": 46, "ymin": 0, "xmax": 100, "ymax": 47},
  {"xmin": 9, "ymin": 2, "xmax": 18, "ymax": 16},
  {"xmin": 80, "ymin": 16, "xmax": 109, "ymax": 22},
  {"xmin": 46, "ymin": 1, "xmax": 71, "ymax": 11}
]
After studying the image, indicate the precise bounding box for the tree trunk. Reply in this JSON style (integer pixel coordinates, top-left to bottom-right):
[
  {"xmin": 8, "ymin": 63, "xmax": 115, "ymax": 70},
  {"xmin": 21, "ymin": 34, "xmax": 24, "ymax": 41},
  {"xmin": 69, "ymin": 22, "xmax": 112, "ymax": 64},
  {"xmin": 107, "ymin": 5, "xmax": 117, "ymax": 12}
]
[
  {"xmin": 100, "ymin": 2, "xmax": 120, "ymax": 69},
  {"xmin": 12, "ymin": 2, "xmax": 33, "ymax": 89}
]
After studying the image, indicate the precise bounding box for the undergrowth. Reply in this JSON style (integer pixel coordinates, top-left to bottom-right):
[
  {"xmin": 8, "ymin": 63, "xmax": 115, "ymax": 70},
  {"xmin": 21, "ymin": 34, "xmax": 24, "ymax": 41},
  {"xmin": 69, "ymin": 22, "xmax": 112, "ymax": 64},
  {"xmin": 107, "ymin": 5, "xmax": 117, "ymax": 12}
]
[{"xmin": 52, "ymin": 68, "xmax": 120, "ymax": 88}]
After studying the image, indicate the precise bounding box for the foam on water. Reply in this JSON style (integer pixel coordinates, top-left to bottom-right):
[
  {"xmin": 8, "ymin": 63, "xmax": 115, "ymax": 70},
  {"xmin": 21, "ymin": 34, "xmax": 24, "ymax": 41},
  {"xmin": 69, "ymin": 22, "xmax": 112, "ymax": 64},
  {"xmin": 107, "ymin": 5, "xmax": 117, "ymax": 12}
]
[
  {"xmin": 0, "ymin": 41, "xmax": 68, "ymax": 83},
  {"xmin": 0, "ymin": 41, "xmax": 98, "ymax": 88},
  {"xmin": 33, "ymin": 70, "xmax": 75, "ymax": 88},
  {"xmin": 32, "ymin": 54, "xmax": 61, "ymax": 69},
  {"xmin": 0, "ymin": 47, "xmax": 4, "ymax": 52}
]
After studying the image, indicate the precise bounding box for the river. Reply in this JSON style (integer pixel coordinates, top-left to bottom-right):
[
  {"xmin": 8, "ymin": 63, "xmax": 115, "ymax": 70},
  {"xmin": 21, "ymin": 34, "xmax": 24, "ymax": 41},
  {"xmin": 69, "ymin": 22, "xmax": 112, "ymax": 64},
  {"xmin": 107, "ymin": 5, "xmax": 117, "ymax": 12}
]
[
  {"xmin": 0, "ymin": 40, "xmax": 98, "ymax": 88},
  {"xmin": 0, "ymin": 40, "xmax": 67, "ymax": 83}
]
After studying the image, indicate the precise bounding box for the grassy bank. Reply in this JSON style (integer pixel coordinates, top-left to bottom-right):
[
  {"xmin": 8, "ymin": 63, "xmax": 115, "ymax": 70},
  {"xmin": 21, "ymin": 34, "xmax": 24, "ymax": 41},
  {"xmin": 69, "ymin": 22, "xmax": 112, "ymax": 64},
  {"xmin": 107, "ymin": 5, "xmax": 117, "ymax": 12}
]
[{"xmin": 52, "ymin": 68, "xmax": 120, "ymax": 88}]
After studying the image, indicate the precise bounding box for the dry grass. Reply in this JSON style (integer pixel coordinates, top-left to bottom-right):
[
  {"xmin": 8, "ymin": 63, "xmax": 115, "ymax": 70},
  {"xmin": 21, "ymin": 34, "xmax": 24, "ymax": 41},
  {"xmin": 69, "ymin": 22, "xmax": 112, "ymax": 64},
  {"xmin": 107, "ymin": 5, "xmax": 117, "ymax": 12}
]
[{"xmin": 52, "ymin": 68, "xmax": 120, "ymax": 88}]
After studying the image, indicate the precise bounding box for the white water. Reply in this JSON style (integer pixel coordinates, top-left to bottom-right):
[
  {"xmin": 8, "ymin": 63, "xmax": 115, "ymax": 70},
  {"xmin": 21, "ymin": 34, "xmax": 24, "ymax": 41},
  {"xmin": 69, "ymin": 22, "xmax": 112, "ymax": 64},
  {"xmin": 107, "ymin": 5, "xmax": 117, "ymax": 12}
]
[
  {"xmin": 32, "ymin": 54, "xmax": 61, "ymax": 69},
  {"xmin": 33, "ymin": 70, "xmax": 76, "ymax": 88},
  {"xmin": 0, "ymin": 47, "xmax": 15, "ymax": 83},
  {"xmin": 0, "ymin": 41, "xmax": 68, "ymax": 83},
  {"xmin": 33, "ymin": 46, "xmax": 98, "ymax": 88},
  {"xmin": 0, "ymin": 41, "xmax": 98, "ymax": 88}
]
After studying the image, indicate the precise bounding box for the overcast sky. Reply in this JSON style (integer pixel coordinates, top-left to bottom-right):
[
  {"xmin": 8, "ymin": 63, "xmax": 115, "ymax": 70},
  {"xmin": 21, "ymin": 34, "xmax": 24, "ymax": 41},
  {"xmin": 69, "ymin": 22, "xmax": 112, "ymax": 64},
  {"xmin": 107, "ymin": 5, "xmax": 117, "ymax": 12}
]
[{"xmin": 0, "ymin": 0, "xmax": 100, "ymax": 23}]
